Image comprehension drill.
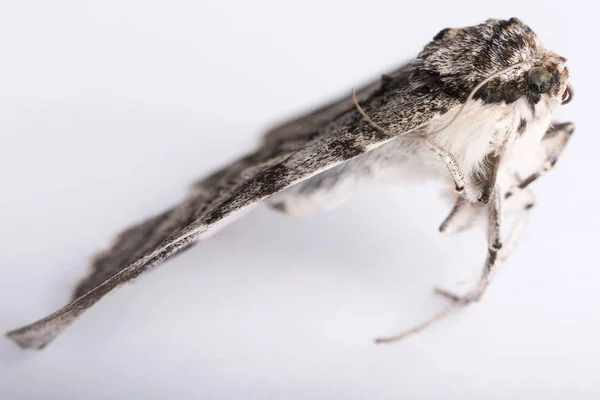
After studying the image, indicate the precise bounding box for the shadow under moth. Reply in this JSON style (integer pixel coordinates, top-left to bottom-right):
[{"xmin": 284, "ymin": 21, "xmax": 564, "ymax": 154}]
[{"xmin": 7, "ymin": 18, "xmax": 574, "ymax": 349}]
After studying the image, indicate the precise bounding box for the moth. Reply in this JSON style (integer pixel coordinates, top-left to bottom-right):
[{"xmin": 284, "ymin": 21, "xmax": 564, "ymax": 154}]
[{"xmin": 7, "ymin": 18, "xmax": 574, "ymax": 349}]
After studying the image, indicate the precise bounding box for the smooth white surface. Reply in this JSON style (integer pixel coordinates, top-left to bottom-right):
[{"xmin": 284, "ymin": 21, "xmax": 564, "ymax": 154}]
[{"xmin": 0, "ymin": 1, "xmax": 597, "ymax": 398}]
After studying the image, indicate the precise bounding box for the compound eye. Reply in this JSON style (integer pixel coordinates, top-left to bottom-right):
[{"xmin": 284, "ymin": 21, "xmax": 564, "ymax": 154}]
[{"xmin": 527, "ymin": 66, "xmax": 553, "ymax": 93}]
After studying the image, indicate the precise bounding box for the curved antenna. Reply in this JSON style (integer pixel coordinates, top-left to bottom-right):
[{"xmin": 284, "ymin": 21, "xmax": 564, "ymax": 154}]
[{"xmin": 353, "ymin": 59, "xmax": 533, "ymax": 137}]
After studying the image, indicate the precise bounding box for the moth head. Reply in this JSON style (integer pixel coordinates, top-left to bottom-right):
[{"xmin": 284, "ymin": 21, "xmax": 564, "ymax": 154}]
[
  {"xmin": 524, "ymin": 57, "xmax": 572, "ymax": 106},
  {"xmin": 414, "ymin": 18, "xmax": 572, "ymax": 107}
]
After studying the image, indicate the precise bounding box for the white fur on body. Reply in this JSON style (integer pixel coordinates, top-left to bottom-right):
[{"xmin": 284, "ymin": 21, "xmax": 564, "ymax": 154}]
[{"xmin": 268, "ymin": 96, "xmax": 560, "ymax": 218}]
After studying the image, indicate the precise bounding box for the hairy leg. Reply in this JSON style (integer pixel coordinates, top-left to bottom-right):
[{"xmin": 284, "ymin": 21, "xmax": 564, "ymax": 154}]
[
  {"xmin": 506, "ymin": 121, "xmax": 574, "ymax": 198},
  {"xmin": 376, "ymin": 187, "xmax": 503, "ymax": 343},
  {"xmin": 376, "ymin": 121, "xmax": 574, "ymax": 343},
  {"xmin": 439, "ymin": 120, "xmax": 573, "ymax": 235}
]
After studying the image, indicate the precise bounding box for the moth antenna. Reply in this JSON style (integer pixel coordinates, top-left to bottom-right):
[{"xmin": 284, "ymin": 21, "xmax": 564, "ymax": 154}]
[
  {"xmin": 351, "ymin": 88, "xmax": 396, "ymax": 137},
  {"xmin": 352, "ymin": 88, "xmax": 466, "ymax": 192},
  {"xmin": 352, "ymin": 60, "xmax": 533, "ymax": 137}
]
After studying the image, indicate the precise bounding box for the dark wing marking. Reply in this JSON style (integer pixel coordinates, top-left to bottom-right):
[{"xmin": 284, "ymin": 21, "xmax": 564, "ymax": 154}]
[
  {"xmin": 73, "ymin": 208, "xmax": 176, "ymax": 299},
  {"xmin": 6, "ymin": 71, "xmax": 460, "ymax": 349},
  {"xmin": 260, "ymin": 62, "xmax": 412, "ymax": 147},
  {"xmin": 188, "ymin": 62, "xmax": 413, "ymax": 195}
]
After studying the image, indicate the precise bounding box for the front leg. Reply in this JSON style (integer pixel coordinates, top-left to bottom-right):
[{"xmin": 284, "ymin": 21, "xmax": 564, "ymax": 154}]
[
  {"xmin": 422, "ymin": 136, "xmax": 466, "ymax": 193},
  {"xmin": 439, "ymin": 121, "xmax": 573, "ymax": 235},
  {"xmin": 376, "ymin": 121, "xmax": 574, "ymax": 343},
  {"xmin": 506, "ymin": 121, "xmax": 574, "ymax": 198},
  {"xmin": 431, "ymin": 121, "xmax": 574, "ymax": 302}
]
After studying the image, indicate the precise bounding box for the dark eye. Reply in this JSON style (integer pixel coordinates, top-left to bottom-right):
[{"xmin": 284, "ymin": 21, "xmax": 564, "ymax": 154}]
[{"xmin": 527, "ymin": 66, "xmax": 553, "ymax": 93}]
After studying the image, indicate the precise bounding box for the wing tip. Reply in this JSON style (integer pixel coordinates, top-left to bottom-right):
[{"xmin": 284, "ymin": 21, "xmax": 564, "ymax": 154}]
[
  {"xmin": 5, "ymin": 325, "xmax": 54, "ymax": 350},
  {"xmin": 5, "ymin": 307, "xmax": 79, "ymax": 350}
]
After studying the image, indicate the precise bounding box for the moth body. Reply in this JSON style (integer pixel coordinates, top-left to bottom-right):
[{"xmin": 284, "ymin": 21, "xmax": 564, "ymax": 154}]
[
  {"xmin": 269, "ymin": 92, "xmax": 558, "ymax": 217},
  {"xmin": 5, "ymin": 18, "xmax": 575, "ymax": 350}
]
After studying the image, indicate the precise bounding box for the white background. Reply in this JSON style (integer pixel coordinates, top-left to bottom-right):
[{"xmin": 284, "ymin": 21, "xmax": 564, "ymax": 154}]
[{"xmin": 0, "ymin": 1, "xmax": 597, "ymax": 399}]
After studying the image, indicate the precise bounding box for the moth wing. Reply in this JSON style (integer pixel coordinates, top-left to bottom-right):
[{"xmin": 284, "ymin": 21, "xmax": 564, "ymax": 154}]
[
  {"xmin": 6, "ymin": 70, "xmax": 459, "ymax": 349},
  {"xmin": 259, "ymin": 62, "xmax": 412, "ymax": 147}
]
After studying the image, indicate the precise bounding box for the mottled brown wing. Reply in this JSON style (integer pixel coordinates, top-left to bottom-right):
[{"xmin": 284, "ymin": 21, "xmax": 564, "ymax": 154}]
[{"xmin": 6, "ymin": 67, "xmax": 460, "ymax": 350}]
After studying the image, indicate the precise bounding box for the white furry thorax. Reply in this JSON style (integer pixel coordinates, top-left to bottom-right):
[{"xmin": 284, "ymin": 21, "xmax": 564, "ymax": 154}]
[{"xmin": 427, "ymin": 96, "xmax": 559, "ymax": 200}]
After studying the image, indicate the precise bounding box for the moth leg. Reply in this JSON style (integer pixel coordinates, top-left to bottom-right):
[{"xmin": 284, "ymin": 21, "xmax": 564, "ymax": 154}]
[
  {"xmin": 435, "ymin": 187, "xmax": 502, "ymax": 300},
  {"xmin": 423, "ymin": 136, "xmax": 466, "ymax": 193},
  {"xmin": 434, "ymin": 186, "xmax": 539, "ymax": 304},
  {"xmin": 376, "ymin": 143, "xmax": 555, "ymax": 343},
  {"xmin": 350, "ymin": 89, "xmax": 466, "ymax": 194},
  {"xmin": 439, "ymin": 196, "xmax": 468, "ymax": 233},
  {"xmin": 498, "ymin": 186, "xmax": 535, "ymax": 261},
  {"xmin": 437, "ymin": 148, "xmax": 503, "ymax": 234},
  {"xmin": 506, "ymin": 121, "xmax": 574, "ymax": 198},
  {"xmin": 441, "ymin": 120, "xmax": 573, "ymax": 237},
  {"xmin": 375, "ymin": 122, "xmax": 574, "ymax": 343},
  {"xmin": 475, "ymin": 152, "xmax": 502, "ymax": 204},
  {"xmin": 438, "ymin": 196, "xmax": 487, "ymax": 235},
  {"xmin": 498, "ymin": 121, "xmax": 573, "ymax": 257},
  {"xmin": 375, "ymin": 187, "xmax": 503, "ymax": 343}
]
